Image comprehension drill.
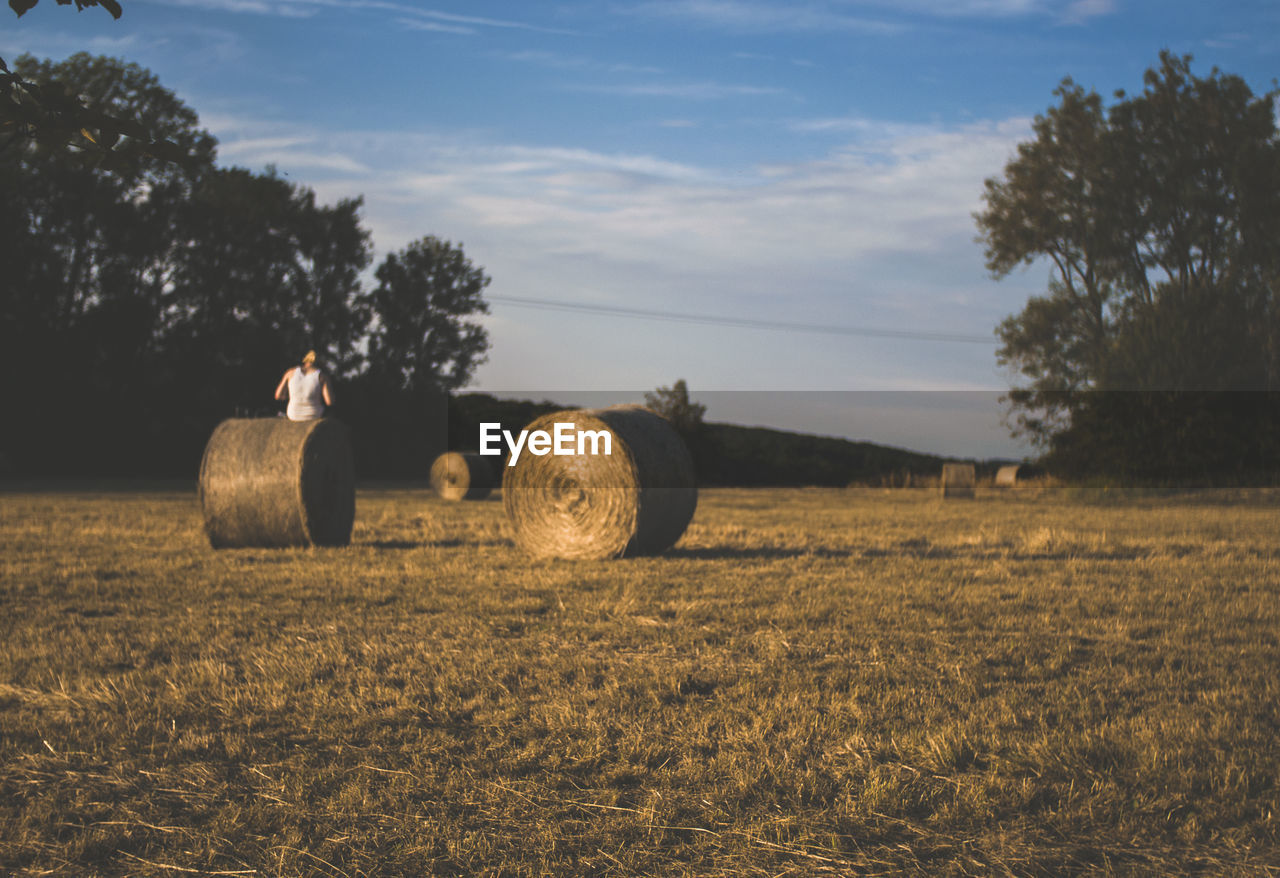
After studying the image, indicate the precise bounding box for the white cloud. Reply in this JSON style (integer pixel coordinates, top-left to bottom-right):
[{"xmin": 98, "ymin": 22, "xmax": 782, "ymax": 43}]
[
  {"xmin": 787, "ymin": 115, "xmax": 939, "ymax": 137},
  {"xmin": 623, "ymin": 0, "xmax": 903, "ymax": 33},
  {"xmin": 873, "ymin": 0, "xmax": 1042, "ymax": 14},
  {"xmin": 1201, "ymin": 32, "xmax": 1249, "ymax": 49},
  {"xmin": 195, "ymin": 110, "xmax": 1039, "ymax": 409},
  {"xmin": 624, "ymin": 0, "xmax": 1116, "ymax": 26},
  {"xmin": 205, "ymin": 112, "xmax": 1031, "ymax": 304},
  {"xmin": 497, "ymin": 49, "xmax": 587, "ymax": 69},
  {"xmin": 138, "ymin": 0, "xmax": 576, "ymax": 33},
  {"xmin": 395, "ymin": 17, "xmax": 475, "ymax": 34},
  {"xmin": 144, "ymin": 0, "xmax": 320, "ymax": 16},
  {"xmin": 732, "ymin": 51, "xmax": 818, "ymax": 68},
  {"xmin": 216, "ymin": 136, "xmax": 372, "ymax": 173},
  {"xmin": 0, "ymin": 30, "xmax": 143, "ymax": 58},
  {"xmin": 387, "ymin": 6, "xmax": 576, "ymax": 35},
  {"xmin": 1058, "ymin": 0, "xmax": 1116, "ymax": 24},
  {"xmin": 579, "ymin": 80, "xmax": 790, "ymax": 100},
  {"xmin": 494, "ymin": 50, "xmax": 664, "ymax": 75}
]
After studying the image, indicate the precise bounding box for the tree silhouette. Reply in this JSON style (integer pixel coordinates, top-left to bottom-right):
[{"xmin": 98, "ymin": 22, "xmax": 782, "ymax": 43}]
[
  {"xmin": 977, "ymin": 52, "xmax": 1280, "ymax": 480},
  {"xmin": 364, "ymin": 236, "xmax": 491, "ymax": 393},
  {"xmin": 645, "ymin": 380, "xmax": 706, "ymax": 434}
]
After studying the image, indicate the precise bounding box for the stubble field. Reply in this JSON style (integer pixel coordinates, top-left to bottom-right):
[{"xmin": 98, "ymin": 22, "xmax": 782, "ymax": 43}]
[{"xmin": 1, "ymin": 484, "xmax": 1278, "ymax": 876}]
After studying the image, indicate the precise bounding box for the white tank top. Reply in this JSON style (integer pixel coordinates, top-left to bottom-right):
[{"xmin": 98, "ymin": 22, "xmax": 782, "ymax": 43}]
[{"xmin": 286, "ymin": 368, "xmax": 326, "ymax": 420}]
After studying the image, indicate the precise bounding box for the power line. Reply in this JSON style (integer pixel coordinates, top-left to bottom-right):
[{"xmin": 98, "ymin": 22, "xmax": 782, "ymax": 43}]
[{"xmin": 487, "ymin": 294, "xmax": 995, "ymax": 344}]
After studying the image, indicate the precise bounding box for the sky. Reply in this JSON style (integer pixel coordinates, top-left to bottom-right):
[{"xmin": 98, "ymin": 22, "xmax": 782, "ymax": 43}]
[{"xmin": 4, "ymin": 0, "xmax": 1278, "ymax": 458}]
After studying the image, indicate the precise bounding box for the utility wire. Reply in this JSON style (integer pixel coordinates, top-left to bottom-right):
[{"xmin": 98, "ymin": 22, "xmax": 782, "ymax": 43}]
[{"xmin": 487, "ymin": 294, "xmax": 995, "ymax": 344}]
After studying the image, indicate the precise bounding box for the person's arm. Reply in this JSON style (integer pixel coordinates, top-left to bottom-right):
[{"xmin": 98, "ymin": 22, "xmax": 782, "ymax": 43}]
[
  {"xmin": 274, "ymin": 368, "xmax": 295, "ymax": 401},
  {"xmin": 321, "ymin": 373, "xmax": 334, "ymax": 407}
]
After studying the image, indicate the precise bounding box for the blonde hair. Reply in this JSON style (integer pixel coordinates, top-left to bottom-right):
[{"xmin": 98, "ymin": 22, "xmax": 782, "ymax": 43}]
[{"xmin": 302, "ymin": 350, "xmax": 317, "ymax": 366}]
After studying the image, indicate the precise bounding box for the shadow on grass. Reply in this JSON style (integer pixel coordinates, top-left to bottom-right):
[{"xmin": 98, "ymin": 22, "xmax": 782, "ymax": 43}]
[
  {"xmin": 863, "ymin": 545, "xmax": 1149, "ymax": 562},
  {"xmin": 670, "ymin": 543, "xmax": 1152, "ymax": 562},
  {"xmin": 364, "ymin": 538, "xmax": 512, "ymax": 550},
  {"xmin": 668, "ymin": 546, "xmax": 856, "ymax": 560}
]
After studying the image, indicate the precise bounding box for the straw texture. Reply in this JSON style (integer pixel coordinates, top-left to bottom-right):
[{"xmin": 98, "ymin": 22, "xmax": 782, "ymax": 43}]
[
  {"xmin": 995, "ymin": 464, "xmax": 1021, "ymax": 488},
  {"xmin": 503, "ymin": 405, "xmax": 697, "ymax": 560},
  {"xmin": 431, "ymin": 451, "xmax": 495, "ymax": 501},
  {"xmin": 199, "ymin": 417, "xmax": 355, "ymax": 548},
  {"xmin": 941, "ymin": 462, "xmax": 976, "ymax": 499}
]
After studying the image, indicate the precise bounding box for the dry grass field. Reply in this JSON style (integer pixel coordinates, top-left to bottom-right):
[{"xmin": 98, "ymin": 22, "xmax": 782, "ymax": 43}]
[{"xmin": 1, "ymin": 484, "xmax": 1278, "ymax": 876}]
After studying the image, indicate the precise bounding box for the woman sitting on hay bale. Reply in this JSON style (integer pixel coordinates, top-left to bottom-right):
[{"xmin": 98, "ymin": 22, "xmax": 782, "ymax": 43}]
[{"xmin": 274, "ymin": 350, "xmax": 333, "ymax": 420}]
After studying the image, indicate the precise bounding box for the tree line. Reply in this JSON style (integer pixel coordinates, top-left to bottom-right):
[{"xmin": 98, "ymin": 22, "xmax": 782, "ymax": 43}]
[{"xmin": 1, "ymin": 53, "xmax": 489, "ymax": 478}]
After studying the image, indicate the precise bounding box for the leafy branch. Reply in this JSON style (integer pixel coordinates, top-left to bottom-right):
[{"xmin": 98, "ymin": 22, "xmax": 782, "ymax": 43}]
[
  {"xmin": 9, "ymin": 0, "xmax": 122, "ymax": 20},
  {"xmin": 2, "ymin": 0, "xmax": 199, "ymax": 168}
]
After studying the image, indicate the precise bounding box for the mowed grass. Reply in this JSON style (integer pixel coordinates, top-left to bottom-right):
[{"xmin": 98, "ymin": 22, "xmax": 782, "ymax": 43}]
[{"xmin": 1, "ymin": 484, "xmax": 1278, "ymax": 876}]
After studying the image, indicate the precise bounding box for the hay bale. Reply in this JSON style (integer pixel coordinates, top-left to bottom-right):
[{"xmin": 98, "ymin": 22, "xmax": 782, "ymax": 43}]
[
  {"xmin": 941, "ymin": 462, "xmax": 976, "ymax": 499},
  {"xmin": 431, "ymin": 451, "xmax": 494, "ymax": 500},
  {"xmin": 995, "ymin": 464, "xmax": 1021, "ymax": 488},
  {"xmin": 199, "ymin": 417, "xmax": 355, "ymax": 548},
  {"xmin": 503, "ymin": 405, "xmax": 697, "ymax": 560}
]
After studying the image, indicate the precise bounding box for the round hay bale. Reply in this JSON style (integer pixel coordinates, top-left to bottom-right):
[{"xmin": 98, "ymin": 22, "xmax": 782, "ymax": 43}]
[
  {"xmin": 503, "ymin": 405, "xmax": 697, "ymax": 560},
  {"xmin": 431, "ymin": 451, "xmax": 494, "ymax": 500},
  {"xmin": 199, "ymin": 417, "xmax": 355, "ymax": 548},
  {"xmin": 941, "ymin": 462, "xmax": 976, "ymax": 499},
  {"xmin": 995, "ymin": 464, "xmax": 1021, "ymax": 488}
]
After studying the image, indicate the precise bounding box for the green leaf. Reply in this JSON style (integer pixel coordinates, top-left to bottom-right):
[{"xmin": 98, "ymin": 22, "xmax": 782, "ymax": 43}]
[{"xmin": 9, "ymin": 0, "xmax": 40, "ymax": 16}]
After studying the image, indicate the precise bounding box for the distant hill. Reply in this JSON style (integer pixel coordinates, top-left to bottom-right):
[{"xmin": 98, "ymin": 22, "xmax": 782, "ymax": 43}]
[
  {"xmin": 689, "ymin": 422, "xmax": 947, "ymax": 486},
  {"xmin": 447, "ymin": 393, "xmax": 957, "ymax": 488}
]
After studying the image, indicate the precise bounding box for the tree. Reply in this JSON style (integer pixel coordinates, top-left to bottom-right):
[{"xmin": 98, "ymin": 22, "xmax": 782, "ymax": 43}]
[
  {"xmin": 167, "ymin": 167, "xmax": 372, "ymax": 377},
  {"xmin": 364, "ymin": 236, "xmax": 491, "ymax": 393},
  {"xmin": 977, "ymin": 51, "xmax": 1280, "ymax": 479},
  {"xmin": 1, "ymin": 52, "xmax": 219, "ymax": 472},
  {"xmin": 644, "ymin": 379, "xmax": 706, "ymax": 434},
  {"xmin": 3, "ymin": 54, "xmax": 217, "ymax": 328}
]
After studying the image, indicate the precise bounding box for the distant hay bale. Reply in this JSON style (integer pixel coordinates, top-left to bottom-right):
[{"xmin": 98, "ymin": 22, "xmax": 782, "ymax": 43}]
[
  {"xmin": 995, "ymin": 464, "xmax": 1021, "ymax": 488},
  {"xmin": 941, "ymin": 462, "xmax": 976, "ymax": 499},
  {"xmin": 199, "ymin": 417, "xmax": 355, "ymax": 548},
  {"xmin": 431, "ymin": 451, "xmax": 494, "ymax": 500},
  {"xmin": 503, "ymin": 405, "xmax": 697, "ymax": 560}
]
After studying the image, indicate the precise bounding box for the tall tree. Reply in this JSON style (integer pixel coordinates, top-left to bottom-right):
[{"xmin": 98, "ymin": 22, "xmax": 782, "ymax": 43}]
[
  {"xmin": 977, "ymin": 51, "xmax": 1280, "ymax": 479},
  {"xmin": 0, "ymin": 53, "xmax": 217, "ymax": 472},
  {"xmin": 364, "ymin": 236, "xmax": 491, "ymax": 393}
]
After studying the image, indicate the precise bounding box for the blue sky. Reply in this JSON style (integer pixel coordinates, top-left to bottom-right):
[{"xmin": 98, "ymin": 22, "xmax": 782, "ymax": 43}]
[{"xmin": 5, "ymin": 1, "xmax": 1278, "ymax": 457}]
